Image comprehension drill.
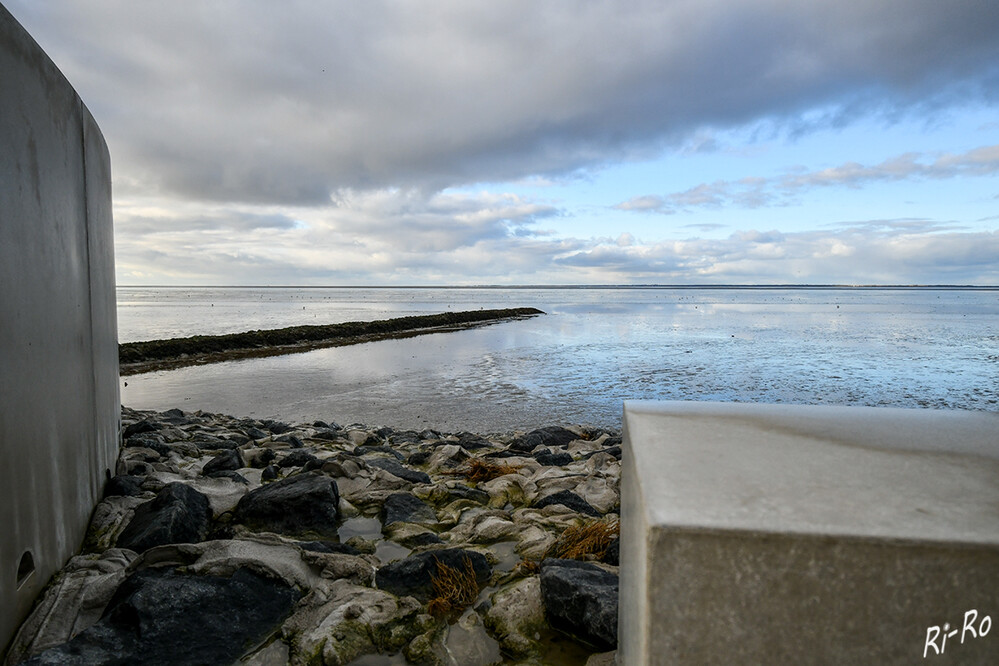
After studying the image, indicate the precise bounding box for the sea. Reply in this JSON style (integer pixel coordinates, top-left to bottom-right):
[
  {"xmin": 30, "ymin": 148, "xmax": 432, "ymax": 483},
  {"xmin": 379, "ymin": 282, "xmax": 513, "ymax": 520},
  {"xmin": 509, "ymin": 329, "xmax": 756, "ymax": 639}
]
[{"xmin": 117, "ymin": 286, "xmax": 999, "ymax": 433}]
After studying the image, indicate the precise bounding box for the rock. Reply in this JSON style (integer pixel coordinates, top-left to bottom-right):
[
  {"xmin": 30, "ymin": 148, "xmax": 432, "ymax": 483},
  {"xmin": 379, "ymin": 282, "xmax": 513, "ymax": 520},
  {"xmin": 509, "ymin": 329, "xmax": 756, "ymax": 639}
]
[
  {"xmin": 281, "ymin": 579, "xmax": 425, "ymax": 665},
  {"xmin": 261, "ymin": 465, "xmax": 279, "ymax": 481},
  {"xmin": 122, "ymin": 419, "xmax": 159, "ymax": 438},
  {"xmin": 3, "ymin": 550, "xmax": 136, "ymax": 664},
  {"xmin": 603, "ymin": 537, "xmax": 620, "ymax": 566},
  {"xmin": 115, "ymin": 483, "xmax": 212, "ymax": 553},
  {"xmin": 368, "ymin": 458, "xmax": 432, "ymax": 484},
  {"xmin": 103, "ymin": 475, "xmax": 145, "ymax": 498},
  {"xmin": 510, "ymin": 426, "xmax": 579, "ymax": 453},
  {"xmin": 534, "ymin": 449, "xmax": 573, "ymax": 466},
  {"xmin": 483, "ymin": 576, "xmax": 547, "ymax": 658},
  {"xmin": 375, "ymin": 549, "xmax": 491, "ymax": 602},
  {"xmin": 205, "ymin": 470, "xmax": 249, "ymax": 484},
  {"xmin": 353, "ymin": 444, "xmax": 405, "ymax": 460},
  {"xmin": 446, "ymin": 484, "xmax": 491, "ymax": 506},
  {"xmin": 585, "ymin": 445, "xmax": 622, "ymax": 461},
  {"xmin": 586, "ymin": 651, "xmax": 618, "ymax": 666},
  {"xmin": 202, "ymin": 448, "xmax": 243, "ymax": 475},
  {"xmin": 455, "ymin": 433, "xmax": 492, "ymax": 451},
  {"xmin": 275, "ymin": 433, "xmax": 304, "ymax": 448},
  {"xmin": 426, "ymin": 444, "xmax": 470, "ymax": 472},
  {"xmin": 297, "ymin": 540, "xmax": 361, "ymax": 556},
  {"xmin": 233, "ymin": 471, "xmax": 340, "ymax": 537},
  {"xmin": 539, "ymin": 558, "xmax": 618, "ymax": 649},
  {"xmin": 263, "ymin": 420, "xmax": 292, "ymax": 434},
  {"xmin": 533, "ymin": 489, "xmax": 601, "ymax": 517},
  {"xmin": 245, "ymin": 426, "xmax": 271, "ymax": 441},
  {"xmin": 20, "ymin": 568, "xmax": 300, "ymax": 666},
  {"xmin": 277, "ymin": 449, "xmax": 319, "ymax": 469},
  {"xmin": 83, "ymin": 496, "xmax": 148, "ymax": 552},
  {"xmin": 381, "ymin": 492, "xmax": 438, "ymax": 526}
]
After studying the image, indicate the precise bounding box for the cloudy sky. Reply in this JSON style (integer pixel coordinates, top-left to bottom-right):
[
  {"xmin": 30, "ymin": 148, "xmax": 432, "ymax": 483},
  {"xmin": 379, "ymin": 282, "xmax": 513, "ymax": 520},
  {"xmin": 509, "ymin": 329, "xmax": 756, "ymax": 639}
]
[{"xmin": 9, "ymin": 0, "xmax": 999, "ymax": 285}]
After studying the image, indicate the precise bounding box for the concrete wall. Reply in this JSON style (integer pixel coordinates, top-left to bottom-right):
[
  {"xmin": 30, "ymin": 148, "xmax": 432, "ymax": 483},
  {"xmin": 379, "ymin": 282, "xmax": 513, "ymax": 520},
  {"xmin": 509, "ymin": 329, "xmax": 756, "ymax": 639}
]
[
  {"xmin": 0, "ymin": 4, "xmax": 119, "ymax": 656},
  {"xmin": 620, "ymin": 401, "xmax": 999, "ymax": 664}
]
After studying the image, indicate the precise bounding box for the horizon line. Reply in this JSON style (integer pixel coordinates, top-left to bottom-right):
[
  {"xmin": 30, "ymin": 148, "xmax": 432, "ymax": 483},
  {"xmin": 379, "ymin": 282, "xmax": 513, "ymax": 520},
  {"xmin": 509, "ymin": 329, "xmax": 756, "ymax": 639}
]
[{"xmin": 116, "ymin": 283, "xmax": 999, "ymax": 289}]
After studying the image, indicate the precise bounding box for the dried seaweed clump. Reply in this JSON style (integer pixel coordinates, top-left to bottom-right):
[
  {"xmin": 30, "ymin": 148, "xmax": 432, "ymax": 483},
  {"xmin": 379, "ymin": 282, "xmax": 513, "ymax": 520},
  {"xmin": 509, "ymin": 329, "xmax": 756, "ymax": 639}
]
[
  {"xmin": 446, "ymin": 458, "xmax": 520, "ymax": 483},
  {"xmin": 543, "ymin": 518, "xmax": 620, "ymax": 561},
  {"xmin": 426, "ymin": 555, "xmax": 481, "ymax": 619}
]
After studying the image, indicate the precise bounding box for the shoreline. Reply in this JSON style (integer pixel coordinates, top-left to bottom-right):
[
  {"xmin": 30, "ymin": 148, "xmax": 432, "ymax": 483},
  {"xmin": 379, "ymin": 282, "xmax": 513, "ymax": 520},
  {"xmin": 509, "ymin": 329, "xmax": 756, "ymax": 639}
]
[
  {"xmin": 119, "ymin": 308, "xmax": 544, "ymax": 376},
  {"xmin": 8, "ymin": 406, "xmax": 621, "ymax": 665}
]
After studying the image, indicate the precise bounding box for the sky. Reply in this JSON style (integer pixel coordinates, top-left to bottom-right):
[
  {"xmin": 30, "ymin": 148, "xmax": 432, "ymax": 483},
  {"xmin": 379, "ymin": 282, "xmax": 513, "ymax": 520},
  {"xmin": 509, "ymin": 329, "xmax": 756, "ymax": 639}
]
[{"xmin": 8, "ymin": 0, "xmax": 999, "ymax": 285}]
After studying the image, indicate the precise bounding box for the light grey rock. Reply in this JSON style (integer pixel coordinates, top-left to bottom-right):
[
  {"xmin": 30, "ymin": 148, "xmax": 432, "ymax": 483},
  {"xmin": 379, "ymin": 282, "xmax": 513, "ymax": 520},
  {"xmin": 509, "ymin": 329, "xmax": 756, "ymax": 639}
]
[{"xmin": 483, "ymin": 576, "xmax": 546, "ymax": 659}]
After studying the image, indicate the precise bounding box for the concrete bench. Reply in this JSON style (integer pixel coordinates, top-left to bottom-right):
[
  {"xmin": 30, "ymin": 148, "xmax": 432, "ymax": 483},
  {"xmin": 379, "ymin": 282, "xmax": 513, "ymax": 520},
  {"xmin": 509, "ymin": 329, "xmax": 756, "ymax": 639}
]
[{"xmin": 620, "ymin": 401, "xmax": 999, "ymax": 664}]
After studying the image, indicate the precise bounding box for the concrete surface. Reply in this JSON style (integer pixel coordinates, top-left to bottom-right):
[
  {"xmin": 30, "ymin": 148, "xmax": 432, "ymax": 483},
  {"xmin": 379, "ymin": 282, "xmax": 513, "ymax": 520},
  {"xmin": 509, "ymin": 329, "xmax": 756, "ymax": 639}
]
[
  {"xmin": 620, "ymin": 401, "xmax": 999, "ymax": 664},
  {"xmin": 0, "ymin": 3, "xmax": 119, "ymax": 656}
]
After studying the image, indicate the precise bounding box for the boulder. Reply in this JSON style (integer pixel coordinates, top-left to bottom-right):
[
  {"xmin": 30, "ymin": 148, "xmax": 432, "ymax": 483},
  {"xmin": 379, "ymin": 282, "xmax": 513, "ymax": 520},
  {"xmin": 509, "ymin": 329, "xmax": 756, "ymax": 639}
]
[
  {"xmin": 510, "ymin": 426, "xmax": 579, "ymax": 453},
  {"xmin": 202, "ymin": 448, "xmax": 243, "ymax": 475},
  {"xmin": 103, "ymin": 475, "xmax": 145, "ymax": 499},
  {"xmin": 483, "ymin": 576, "xmax": 547, "ymax": 658},
  {"xmin": 381, "ymin": 492, "xmax": 438, "ymax": 526},
  {"xmin": 115, "ymin": 483, "xmax": 212, "ymax": 553},
  {"xmin": 534, "ymin": 449, "xmax": 573, "ymax": 466},
  {"xmin": 533, "ymin": 489, "xmax": 601, "ymax": 517},
  {"xmin": 20, "ymin": 568, "xmax": 300, "ymax": 666},
  {"xmin": 277, "ymin": 449, "xmax": 319, "ymax": 469},
  {"xmin": 375, "ymin": 549, "xmax": 491, "ymax": 602},
  {"xmin": 368, "ymin": 458, "xmax": 432, "ymax": 484},
  {"xmin": 539, "ymin": 559, "xmax": 618, "ymax": 649},
  {"xmin": 232, "ymin": 471, "xmax": 339, "ymax": 537}
]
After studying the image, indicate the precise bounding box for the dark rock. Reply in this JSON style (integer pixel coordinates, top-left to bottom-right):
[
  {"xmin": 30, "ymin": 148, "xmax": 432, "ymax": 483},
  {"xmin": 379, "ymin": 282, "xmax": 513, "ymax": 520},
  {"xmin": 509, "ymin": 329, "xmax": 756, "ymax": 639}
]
[
  {"xmin": 116, "ymin": 483, "xmax": 212, "ymax": 553},
  {"xmin": 276, "ymin": 434, "xmax": 304, "ymax": 448},
  {"xmin": 534, "ymin": 449, "xmax": 573, "ymax": 466},
  {"xmin": 381, "ymin": 493, "xmax": 437, "ymax": 526},
  {"xmin": 233, "ymin": 472, "xmax": 340, "ymax": 537},
  {"xmin": 407, "ymin": 451, "xmax": 431, "ymax": 466},
  {"xmin": 540, "ymin": 558, "xmax": 618, "ymax": 649},
  {"xmin": 278, "ymin": 450, "xmax": 319, "ymax": 469},
  {"xmin": 263, "ymin": 420, "xmax": 292, "ymax": 435},
  {"xmin": 224, "ymin": 433, "xmax": 250, "ymax": 446},
  {"xmin": 584, "ymin": 446, "xmax": 622, "ymax": 461},
  {"xmin": 249, "ymin": 448, "xmax": 277, "ymax": 469},
  {"xmin": 485, "ymin": 449, "xmax": 529, "ymax": 459},
  {"xmin": 389, "ymin": 431, "xmax": 423, "ymax": 446},
  {"xmin": 103, "ymin": 475, "xmax": 145, "ymax": 499},
  {"xmin": 313, "ymin": 420, "xmax": 331, "ymax": 428},
  {"xmin": 375, "ymin": 549, "xmax": 491, "ymax": 601},
  {"xmin": 603, "ymin": 537, "xmax": 620, "ymax": 566},
  {"xmin": 455, "ymin": 433, "xmax": 492, "ymax": 451},
  {"xmin": 261, "ymin": 465, "xmax": 279, "ymax": 481},
  {"xmin": 602, "ymin": 436, "xmax": 623, "ymax": 448},
  {"xmin": 297, "ymin": 540, "xmax": 361, "ymax": 556},
  {"xmin": 509, "ymin": 426, "xmax": 579, "ymax": 453},
  {"xmin": 368, "ymin": 458, "xmax": 431, "ymax": 484},
  {"xmin": 21, "ymin": 568, "xmax": 300, "ymax": 666},
  {"xmin": 446, "ymin": 485, "xmax": 491, "ymax": 505},
  {"xmin": 245, "ymin": 426, "xmax": 270, "ymax": 441},
  {"xmin": 202, "ymin": 449, "xmax": 244, "ymax": 475},
  {"xmin": 533, "ymin": 490, "xmax": 601, "ymax": 517},
  {"xmin": 419, "ymin": 429, "xmax": 442, "ymax": 440},
  {"xmin": 353, "ymin": 445, "xmax": 405, "ymax": 460},
  {"xmin": 124, "ymin": 435, "xmax": 170, "ymax": 458},
  {"xmin": 191, "ymin": 434, "xmax": 238, "ymax": 451},
  {"xmin": 124, "ymin": 461, "xmax": 149, "ymax": 476},
  {"xmin": 206, "ymin": 470, "xmax": 249, "ymax": 484},
  {"xmin": 312, "ymin": 429, "xmax": 340, "ymax": 441},
  {"xmin": 122, "ymin": 419, "xmax": 159, "ymax": 439}
]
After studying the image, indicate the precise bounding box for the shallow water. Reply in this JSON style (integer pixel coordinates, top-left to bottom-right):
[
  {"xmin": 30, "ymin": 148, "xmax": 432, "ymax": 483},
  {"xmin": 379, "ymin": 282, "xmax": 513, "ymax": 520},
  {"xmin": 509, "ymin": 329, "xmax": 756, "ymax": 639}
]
[{"xmin": 119, "ymin": 287, "xmax": 999, "ymax": 431}]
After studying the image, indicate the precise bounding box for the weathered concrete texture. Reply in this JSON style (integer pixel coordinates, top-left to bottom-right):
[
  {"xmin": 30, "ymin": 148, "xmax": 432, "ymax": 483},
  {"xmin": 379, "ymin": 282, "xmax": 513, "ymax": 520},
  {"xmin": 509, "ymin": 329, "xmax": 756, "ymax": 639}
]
[
  {"xmin": 0, "ymin": 3, "xmax": 118, "ymax": 657},
  {"xmin": 620, "ymin": 401, "xmax": 999, "ymax": 664}
]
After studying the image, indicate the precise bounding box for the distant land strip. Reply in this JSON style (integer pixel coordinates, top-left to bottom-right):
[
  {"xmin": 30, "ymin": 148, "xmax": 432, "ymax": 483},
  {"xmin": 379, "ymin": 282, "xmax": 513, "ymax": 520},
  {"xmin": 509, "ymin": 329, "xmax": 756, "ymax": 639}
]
[{"xmin": 119, "ymin": 307, "xmax": 545, "ymax": 376}]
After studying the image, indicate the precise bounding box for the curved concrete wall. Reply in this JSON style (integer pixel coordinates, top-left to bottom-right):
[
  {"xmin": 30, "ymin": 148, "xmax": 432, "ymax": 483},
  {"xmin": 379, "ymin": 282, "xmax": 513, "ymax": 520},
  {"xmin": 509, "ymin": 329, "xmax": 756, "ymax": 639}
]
[{"xmin": 0, "ymin": 4, "xmax": 119, "ymax": 655}]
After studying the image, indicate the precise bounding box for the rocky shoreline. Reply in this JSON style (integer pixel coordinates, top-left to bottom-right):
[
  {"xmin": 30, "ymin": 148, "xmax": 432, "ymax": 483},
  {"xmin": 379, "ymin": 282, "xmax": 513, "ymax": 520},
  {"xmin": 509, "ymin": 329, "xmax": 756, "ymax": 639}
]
[
  {"xmin": 6, "ymin": 407, "xmax": 621, "ymax": 665},
  {"xmin": 119, "ymin": 308, "xmax": 545, "ymax": 375}
]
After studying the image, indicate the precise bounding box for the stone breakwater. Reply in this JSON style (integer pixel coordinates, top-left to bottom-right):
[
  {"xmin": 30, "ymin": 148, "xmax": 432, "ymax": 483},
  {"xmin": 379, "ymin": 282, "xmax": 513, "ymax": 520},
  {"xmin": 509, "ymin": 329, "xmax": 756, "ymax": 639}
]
[
  {"xmin": 6, "ymin": 407, "xmax": 621, "ymax": 666},
  {"xmin": 119, "ymin": 308, "xmax": 545, "ymax": 375}
]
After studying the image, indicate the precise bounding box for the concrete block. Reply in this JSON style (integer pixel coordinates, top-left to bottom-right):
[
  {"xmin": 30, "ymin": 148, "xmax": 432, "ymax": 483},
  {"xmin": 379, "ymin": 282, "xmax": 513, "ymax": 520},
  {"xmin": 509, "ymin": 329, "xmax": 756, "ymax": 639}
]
[
  {"xmin": 620, "ymin": 401, "xmax": 999, "ymax": 664},
  {"xmin": 0, "ymin": 3, "xmax": 118, "ymax": 656}
]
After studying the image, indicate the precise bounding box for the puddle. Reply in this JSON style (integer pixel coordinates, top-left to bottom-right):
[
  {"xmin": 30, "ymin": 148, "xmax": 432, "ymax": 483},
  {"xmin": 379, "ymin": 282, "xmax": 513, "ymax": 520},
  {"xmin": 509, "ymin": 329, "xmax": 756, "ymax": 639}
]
[
  {"xmin": 374, "ymin": 540, "xmax": 412, "ymax": 563},
  {"xmin": 486, "ymin": 541, "xmax": 520, "ymax": 573},
  {"xmin": 338, "ymin": 516, "xmax": 382, "ymax": 541},
  {"xmin": 338, "ymin": 515, "xmax": 412, "ymax": 564}
]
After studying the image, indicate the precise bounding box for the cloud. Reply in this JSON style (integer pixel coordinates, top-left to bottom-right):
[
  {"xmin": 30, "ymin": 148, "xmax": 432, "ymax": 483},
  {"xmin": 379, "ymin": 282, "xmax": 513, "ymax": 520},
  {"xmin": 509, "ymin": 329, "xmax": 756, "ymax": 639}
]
[
  {"xmin": 8, "ymin": 0, "xmax": 999, "ymax": 205},
  {"xmin": 617, "ymin": 144, "xmax": 999, "ymax": 212}
]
